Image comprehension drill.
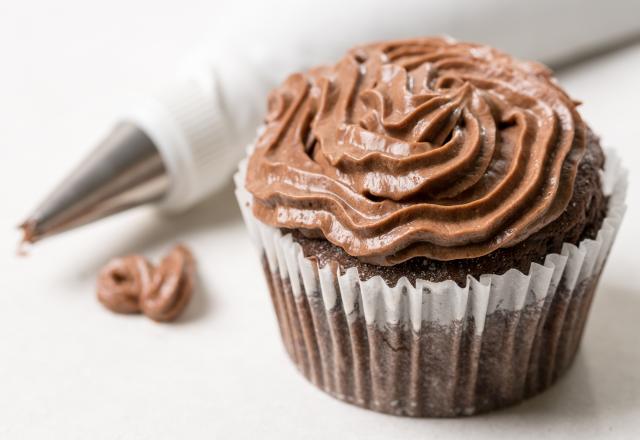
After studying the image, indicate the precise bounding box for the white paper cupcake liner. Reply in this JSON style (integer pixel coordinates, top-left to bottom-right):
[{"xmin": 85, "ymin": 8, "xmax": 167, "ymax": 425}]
[{"xmin": 234, "ymin": 149, "xmax": 627, "ymax": 416}]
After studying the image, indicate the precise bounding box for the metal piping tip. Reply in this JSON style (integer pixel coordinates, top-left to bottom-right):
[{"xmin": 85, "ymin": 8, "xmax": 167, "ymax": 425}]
[{"xmin": 19, "ymin": 122, "xmax": 170, "ymax": 245}]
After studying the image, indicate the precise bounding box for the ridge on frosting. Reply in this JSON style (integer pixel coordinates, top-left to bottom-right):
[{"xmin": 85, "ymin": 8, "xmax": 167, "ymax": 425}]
[{"xmin": 245, "ymin": 37, "xmax": 587, "ymax": 264}]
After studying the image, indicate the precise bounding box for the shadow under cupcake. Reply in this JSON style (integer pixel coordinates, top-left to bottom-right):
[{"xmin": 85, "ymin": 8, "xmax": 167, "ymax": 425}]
[{"xmin": 235, "ymin": 37, "xmax": 627, "ymax": 417}]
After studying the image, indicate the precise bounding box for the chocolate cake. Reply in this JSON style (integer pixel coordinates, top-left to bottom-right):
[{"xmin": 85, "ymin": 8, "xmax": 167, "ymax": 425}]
[{"xmin": 236, "ymin": 37, "xmax": 627, "ymax": 416}]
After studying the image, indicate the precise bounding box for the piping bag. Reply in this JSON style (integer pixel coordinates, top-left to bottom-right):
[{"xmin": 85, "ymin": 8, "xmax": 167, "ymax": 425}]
[{"xmin": 20, "ymin": 0, "xmax": 640, "ymax": 244}]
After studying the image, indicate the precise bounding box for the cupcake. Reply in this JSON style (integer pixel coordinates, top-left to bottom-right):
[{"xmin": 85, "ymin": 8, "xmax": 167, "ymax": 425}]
[{"xmin": 235, "ymin": 37, "xmax": 627, "ymax": 416}]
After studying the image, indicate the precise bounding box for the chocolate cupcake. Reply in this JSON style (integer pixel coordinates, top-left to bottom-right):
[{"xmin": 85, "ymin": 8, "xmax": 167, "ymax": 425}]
[{"xmin": 235, "ymin": 37, "xmax": 627, "ymax": 416}]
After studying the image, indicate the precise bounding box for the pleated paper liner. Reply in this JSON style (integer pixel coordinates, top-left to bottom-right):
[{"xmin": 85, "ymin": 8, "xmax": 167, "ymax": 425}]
[{"xmin": 235, "ymin": 149, "xmax": 627, "ymax": 417}]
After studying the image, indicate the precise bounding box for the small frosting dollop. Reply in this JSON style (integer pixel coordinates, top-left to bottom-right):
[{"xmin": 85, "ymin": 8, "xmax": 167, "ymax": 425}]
[
  {"xmin": 140, "ymin": 245, "xmax": 196, "ymax": 322},
  {"xmin": 245, "ymin": 37, "xmax": 587, "ymax": 264},
  {"xmin": 97, "ymin": 255, "xmax": 153, "ymax": 314},
  {"xmin": 96, "ymin": 245, "xmax": 196, "ymax": 322}
]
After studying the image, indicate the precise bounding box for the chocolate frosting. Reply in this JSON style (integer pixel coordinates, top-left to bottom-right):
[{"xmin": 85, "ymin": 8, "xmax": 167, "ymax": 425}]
[
  {"xmin": 245, "ymin": 37, "xmax": 587, "ymax": 264},
  {"xmin": 97, "ymin": 255, "xmax": 153, "ymax": 314},
  {"xmin": 97, "ymin": 245, "xmax": 196, "ymax": 322},
  {"xmin": 140, "ymin": 245, "xmax": 196, "ymax": 322}
]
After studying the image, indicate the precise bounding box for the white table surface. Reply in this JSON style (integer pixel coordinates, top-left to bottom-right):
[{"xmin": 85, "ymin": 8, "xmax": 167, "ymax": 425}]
[{"xmin": 1, "ymin": 2, "xmax": 639, "ymax": 439}]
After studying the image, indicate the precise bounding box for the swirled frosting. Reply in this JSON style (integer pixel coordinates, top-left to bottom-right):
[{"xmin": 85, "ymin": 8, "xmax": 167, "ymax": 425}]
[
  {"xmin": 96, "ymin": 245, "xmax": 196, "ymax": 322},
  {"xmin": 97, "ymin": 255, "xmax": 152, "ymax": 314},
  {"xmin": 245, "ymin": 38, "xmax": 587, "ymax": 264},
  {"xmin": 140, "ymin": 245, "xmax": 196, "ymax": 322}
]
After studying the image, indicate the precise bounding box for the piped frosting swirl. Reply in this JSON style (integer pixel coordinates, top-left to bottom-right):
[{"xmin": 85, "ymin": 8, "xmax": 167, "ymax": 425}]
[
  {"xmin": 245, "ymin": 37, "xmax": 587, "ymax": 264},
  {"xmin": 96, "ymin": 245, "xmax": 196, "ymax": 322}
]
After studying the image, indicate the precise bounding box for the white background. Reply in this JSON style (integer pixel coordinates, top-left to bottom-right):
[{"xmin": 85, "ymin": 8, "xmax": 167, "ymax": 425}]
[{"xmin": 0, "ymin": 1, "xmax": 639, "ymax": 439}]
